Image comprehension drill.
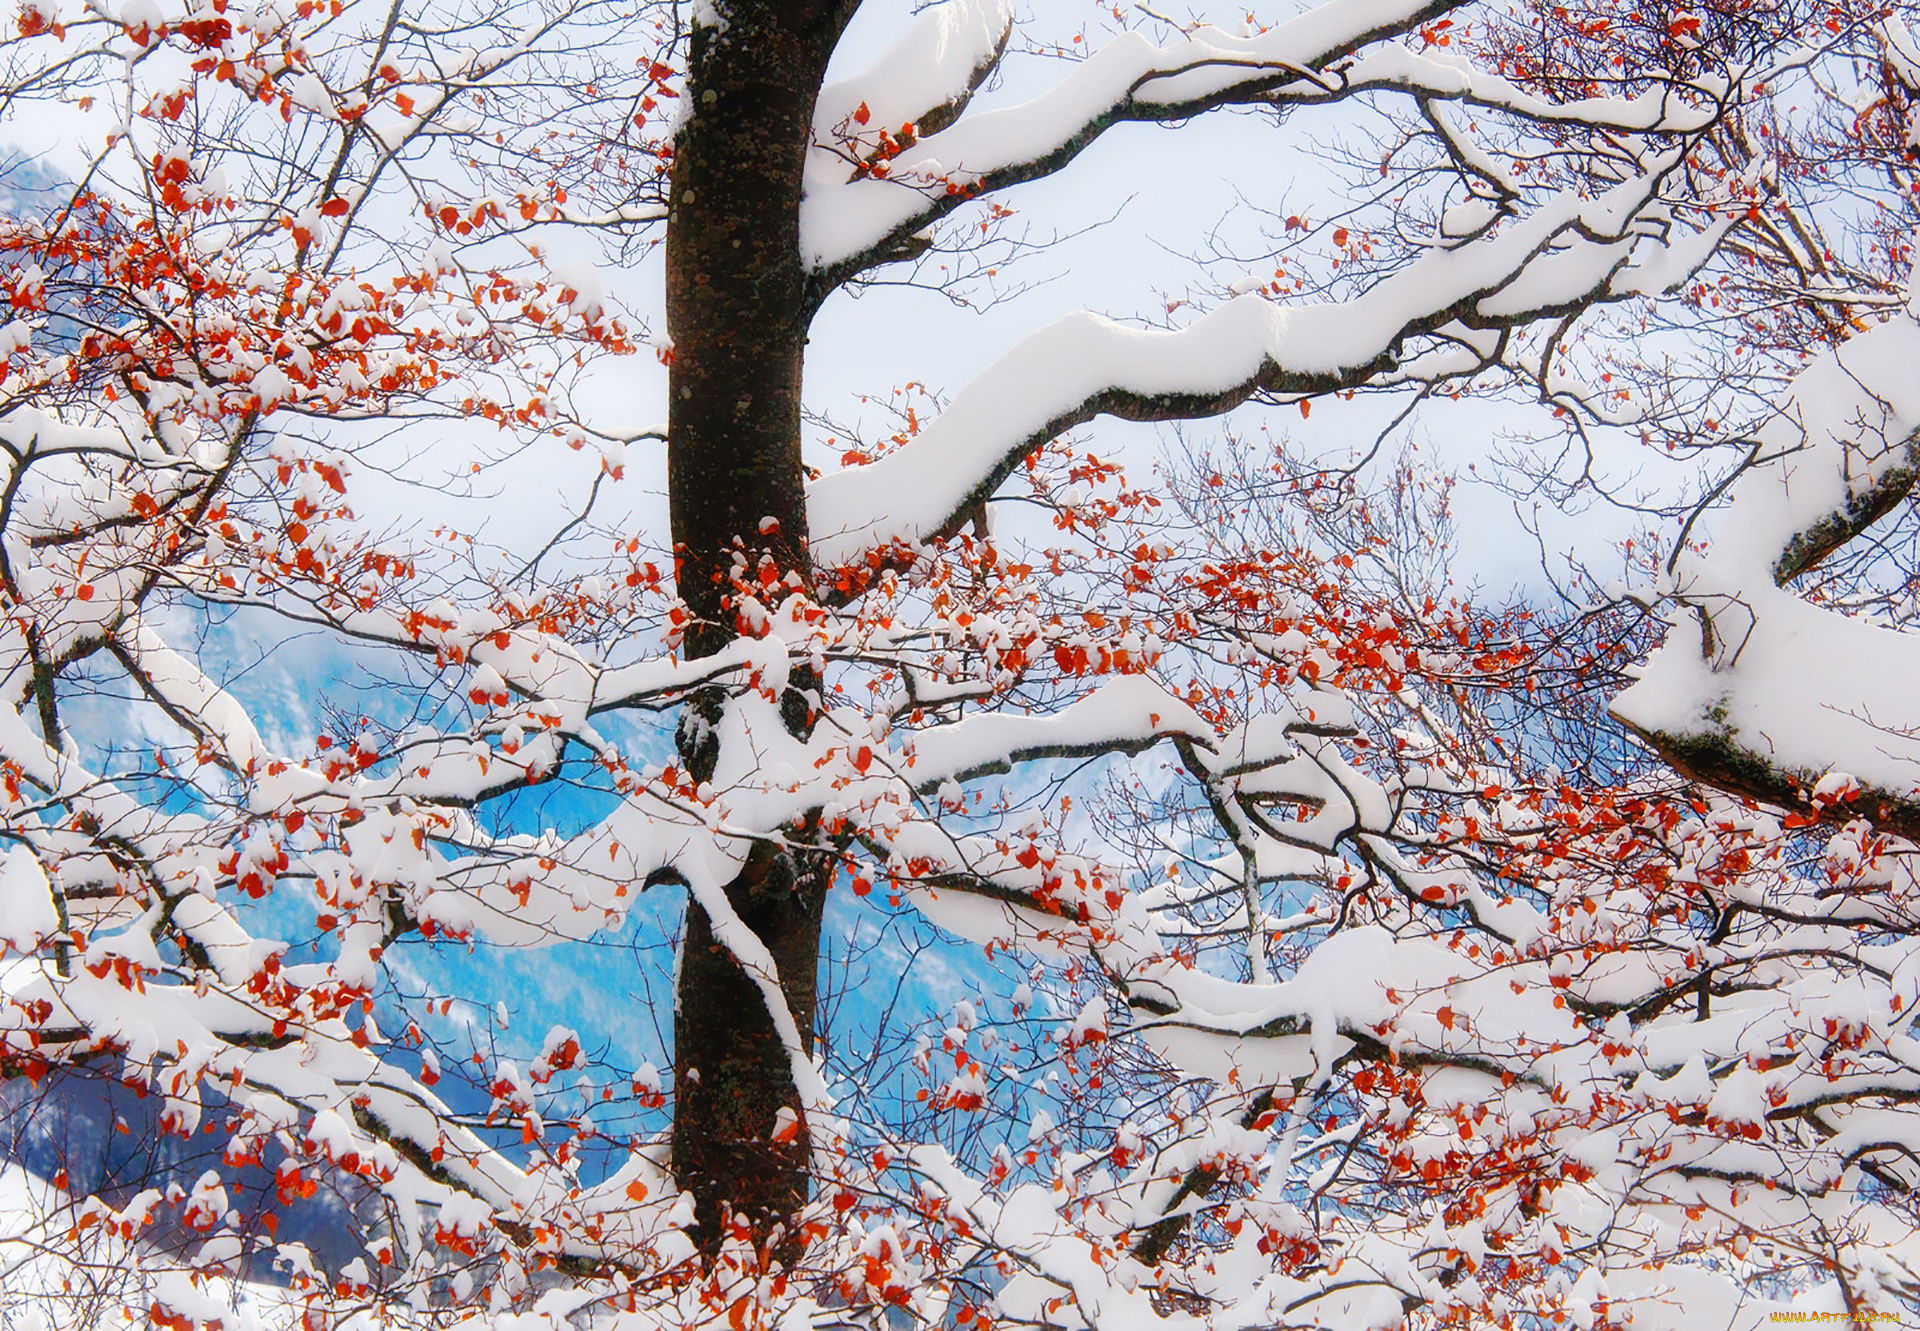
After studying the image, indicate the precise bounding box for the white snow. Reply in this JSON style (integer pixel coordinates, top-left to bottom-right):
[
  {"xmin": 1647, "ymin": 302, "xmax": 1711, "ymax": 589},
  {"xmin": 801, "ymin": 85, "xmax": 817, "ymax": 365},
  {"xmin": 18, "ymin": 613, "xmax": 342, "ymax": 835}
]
[
  {"xmin": 1614, "ymin": 315, "xmax": 1920, "ymax": 797},
  {"xmin": 811, "ymin": 153, "xmax": 1710, "ymax": 564},
  {"xmin": 0, "ymin": 847, "xmax": 56, "ymax": 953}
]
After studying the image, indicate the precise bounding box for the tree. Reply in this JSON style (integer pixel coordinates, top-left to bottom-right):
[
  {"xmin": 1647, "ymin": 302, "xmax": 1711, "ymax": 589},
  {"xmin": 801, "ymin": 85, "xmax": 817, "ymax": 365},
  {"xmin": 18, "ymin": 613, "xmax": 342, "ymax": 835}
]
[{"xmin": 5, "ymin": 0, "xmax": 1920, "ymax": 1327}]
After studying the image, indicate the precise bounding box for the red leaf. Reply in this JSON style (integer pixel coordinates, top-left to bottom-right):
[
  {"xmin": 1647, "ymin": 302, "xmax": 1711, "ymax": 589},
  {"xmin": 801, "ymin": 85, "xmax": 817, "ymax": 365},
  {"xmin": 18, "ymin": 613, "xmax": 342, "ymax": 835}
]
[{"xmin": 853, "ymin": 101, "xmax": 871, "ymax": 125}]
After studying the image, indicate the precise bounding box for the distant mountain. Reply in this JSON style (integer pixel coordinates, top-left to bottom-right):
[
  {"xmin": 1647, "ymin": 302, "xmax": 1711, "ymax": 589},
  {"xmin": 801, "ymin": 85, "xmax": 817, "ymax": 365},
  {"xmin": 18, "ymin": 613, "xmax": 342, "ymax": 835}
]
[{"xmin": 2, "ymin": 1065, "xmax": 370, "ymax": 1277}]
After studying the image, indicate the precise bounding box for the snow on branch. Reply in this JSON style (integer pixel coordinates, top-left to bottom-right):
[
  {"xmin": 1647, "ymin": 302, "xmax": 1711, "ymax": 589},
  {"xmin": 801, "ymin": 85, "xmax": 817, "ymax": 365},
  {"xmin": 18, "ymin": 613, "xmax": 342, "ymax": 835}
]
[
  {"xmin": 0, "ymin": 407, "xmax": 145, "ymax": 465},
  {"xmin": 1614, "ymin": 313, "xmax": 1920, "ymax": 829},
  {"xmin": 804, "ymin": 0, "xmax": 1723, "ymax": 284},
  {"xmin": 902, "ymin": 675, "xmax": 1212, "ymax": 788},
  {"xmin": 811, "ymin": 153, "xmax": 1705, "ymax": 566},
  {"xmin": 111, "ymin": 619, "xmax": 266, "ymax": 776},
  {"xmin": 813, "ymin": 0, "xmax": 1013, "ymax": 154}
]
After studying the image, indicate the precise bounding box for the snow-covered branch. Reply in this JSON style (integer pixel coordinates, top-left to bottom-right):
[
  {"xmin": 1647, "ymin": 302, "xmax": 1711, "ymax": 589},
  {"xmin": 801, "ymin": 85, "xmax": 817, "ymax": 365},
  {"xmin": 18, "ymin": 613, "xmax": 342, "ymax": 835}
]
[
  {"xmin": 812, "ymin": 153, "xmax": 1709, "ymax": 565},
  {"xmin": 804, "ymin": 0, "xmax": 1726, "ymax": 290},
  {"xmin": 1614, "ymin": 313, "xmax": 1920, "ymax": 831}
]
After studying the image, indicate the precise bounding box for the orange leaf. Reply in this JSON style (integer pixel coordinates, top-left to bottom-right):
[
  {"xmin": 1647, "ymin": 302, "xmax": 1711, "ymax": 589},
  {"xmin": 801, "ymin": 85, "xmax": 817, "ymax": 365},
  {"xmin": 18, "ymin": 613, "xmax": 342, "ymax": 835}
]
[
  {"xmin": 624, "ymin": 1179, "xmax": 649, "ymax": 1203},
  {"xmin": 1298, "ymin": 399, "xmax": 1311, "ymax": 419}
]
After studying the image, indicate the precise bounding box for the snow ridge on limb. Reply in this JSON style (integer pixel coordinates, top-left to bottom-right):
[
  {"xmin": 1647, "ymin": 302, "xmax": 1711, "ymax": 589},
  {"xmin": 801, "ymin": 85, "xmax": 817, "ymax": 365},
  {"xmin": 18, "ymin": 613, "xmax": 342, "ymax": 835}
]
[
  {"xmin": 803, "ymin": 0, "xmax": 1474, "ymax": 280},
  {"xmin": 812, "ymin": 0, "xmax": 1013, "ymax": 149},
  {"xmin": 903, "ymin": 675, "xmax": 1212, "ymax": 788},
  {"xmin": 1613, "ymin": 313, "xmax": 1920, "ymax": 832},
  {"xmin": 111, "ymin": 619, "xmax": 266, "ymax": 776},
  {"xmin": 811, "ymin": 150, "xmax": 1710, "ymax": 566},
  {"xmin": 0, "ymin": 407, "xmax": 144, "ymax": 465},
  {"xmin": 802, "ymin": 0, "xmax": 1725, "ymax": 286}
]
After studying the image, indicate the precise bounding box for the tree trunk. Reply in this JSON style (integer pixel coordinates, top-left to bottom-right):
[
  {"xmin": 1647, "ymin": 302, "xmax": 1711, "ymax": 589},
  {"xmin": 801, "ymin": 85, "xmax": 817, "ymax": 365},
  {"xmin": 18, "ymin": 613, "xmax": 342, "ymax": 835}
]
[{"xmin": 663, "ymin": 0, "xmax": 853, "ymax": 1258}]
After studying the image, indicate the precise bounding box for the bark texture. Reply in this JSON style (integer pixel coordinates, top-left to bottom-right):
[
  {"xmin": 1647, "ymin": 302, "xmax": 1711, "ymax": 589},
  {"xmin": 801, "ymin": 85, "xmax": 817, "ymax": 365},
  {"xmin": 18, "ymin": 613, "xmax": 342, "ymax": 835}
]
[{"xmin": 663, "ymin": 0, "xmax": 856, "ymax": 1257}]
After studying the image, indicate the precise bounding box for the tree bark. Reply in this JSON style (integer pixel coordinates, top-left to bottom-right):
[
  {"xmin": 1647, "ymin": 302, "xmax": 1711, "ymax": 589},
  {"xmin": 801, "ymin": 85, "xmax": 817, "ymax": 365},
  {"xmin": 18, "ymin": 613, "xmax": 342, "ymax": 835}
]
[{"xmin": 663, "ymin": 0, "xmax": 855, "ymax": 1258}]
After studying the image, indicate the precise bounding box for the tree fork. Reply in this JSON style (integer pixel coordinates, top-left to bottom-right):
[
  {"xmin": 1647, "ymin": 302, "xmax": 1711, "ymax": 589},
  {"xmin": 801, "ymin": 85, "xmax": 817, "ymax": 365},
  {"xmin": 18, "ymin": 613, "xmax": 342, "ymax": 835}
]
[{"xmin": 663, "ymin": 0, "xmax": 857, "ymax": 1257}]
